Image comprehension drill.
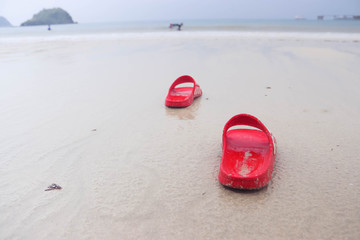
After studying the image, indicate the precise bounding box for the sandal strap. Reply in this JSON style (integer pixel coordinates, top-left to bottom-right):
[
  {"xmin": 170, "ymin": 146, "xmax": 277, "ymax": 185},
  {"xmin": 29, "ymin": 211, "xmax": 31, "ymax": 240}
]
[
  {"xmin": 223, "ymin": 114, "xmax": 275, "ymax": 154},
  {"xmin": 169, "ymin": 75, "xmax": 196, "ymax": 93}
]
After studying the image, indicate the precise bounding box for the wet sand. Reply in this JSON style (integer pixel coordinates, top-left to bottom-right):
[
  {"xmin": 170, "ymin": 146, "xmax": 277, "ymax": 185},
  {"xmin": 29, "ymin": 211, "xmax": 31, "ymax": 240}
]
[{"xmin": 1, "ymin": 36, "xmax": 360, "ymax": 239}]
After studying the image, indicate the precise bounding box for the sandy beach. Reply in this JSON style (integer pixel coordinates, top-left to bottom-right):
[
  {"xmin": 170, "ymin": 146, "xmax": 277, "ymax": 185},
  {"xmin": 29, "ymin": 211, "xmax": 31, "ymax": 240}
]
[{"xmin": 1, "ymin": 32, "xmax": 360, "ymax": 239}]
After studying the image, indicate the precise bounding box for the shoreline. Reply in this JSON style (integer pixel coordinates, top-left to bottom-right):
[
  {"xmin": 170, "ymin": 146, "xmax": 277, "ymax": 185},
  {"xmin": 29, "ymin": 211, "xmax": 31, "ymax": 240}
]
[{"xmin": 1, "ymin": 31, "xmax": 360, "ymax": 44}]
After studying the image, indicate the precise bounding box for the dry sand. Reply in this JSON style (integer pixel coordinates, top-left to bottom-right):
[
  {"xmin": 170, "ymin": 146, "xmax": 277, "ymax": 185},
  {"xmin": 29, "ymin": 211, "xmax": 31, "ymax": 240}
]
[{"xmin": 1, "ymin": 35, "xmax": 360, "ymax": 239}]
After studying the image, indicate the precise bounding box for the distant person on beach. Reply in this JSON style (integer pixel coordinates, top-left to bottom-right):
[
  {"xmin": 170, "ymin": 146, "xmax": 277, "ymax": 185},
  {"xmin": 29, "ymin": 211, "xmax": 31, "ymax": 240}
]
[
  {"xmin": 48, "ymin": 25, "xmax": 51, "ymax": 31},
  {"xmin": 169, "ymin": 23, "xmax": 183, "ymax": 31}
]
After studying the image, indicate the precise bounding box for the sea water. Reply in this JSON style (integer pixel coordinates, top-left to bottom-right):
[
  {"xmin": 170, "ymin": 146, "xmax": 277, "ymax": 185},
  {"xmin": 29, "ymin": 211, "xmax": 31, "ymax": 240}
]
[{"xmin": 1, "ymin": 19, "xmax": 360, "ymax": 43}]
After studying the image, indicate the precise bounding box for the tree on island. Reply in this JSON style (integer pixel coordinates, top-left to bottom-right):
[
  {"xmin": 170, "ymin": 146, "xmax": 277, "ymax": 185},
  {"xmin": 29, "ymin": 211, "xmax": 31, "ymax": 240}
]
[
  {"xmin": 21, "ymin": 8, "xmax": 75, "ymax": 26},
  {"xmin": 0, "ymin": 16, "xmax": 12, "ymax": 27}
]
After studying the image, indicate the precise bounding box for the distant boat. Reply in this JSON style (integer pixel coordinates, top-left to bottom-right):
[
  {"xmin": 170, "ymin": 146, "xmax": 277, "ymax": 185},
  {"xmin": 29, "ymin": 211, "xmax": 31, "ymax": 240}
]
[{"xmin": 295, "ymin": 16, "xmax": 306, "ymax": 20}]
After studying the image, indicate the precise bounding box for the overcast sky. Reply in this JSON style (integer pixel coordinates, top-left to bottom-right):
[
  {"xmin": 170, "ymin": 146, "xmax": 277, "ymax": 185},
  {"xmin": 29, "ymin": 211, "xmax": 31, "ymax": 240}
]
[{"xmin": 1, "ymin": 0, "xmax": 360, "ymax": 26}]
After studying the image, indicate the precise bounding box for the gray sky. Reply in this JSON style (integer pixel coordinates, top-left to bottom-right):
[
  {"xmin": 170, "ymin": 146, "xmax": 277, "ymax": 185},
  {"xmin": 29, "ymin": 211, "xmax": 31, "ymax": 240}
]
[{"xmin": 1, "ymin": 0, "xmax": 360, "ymax": 26}]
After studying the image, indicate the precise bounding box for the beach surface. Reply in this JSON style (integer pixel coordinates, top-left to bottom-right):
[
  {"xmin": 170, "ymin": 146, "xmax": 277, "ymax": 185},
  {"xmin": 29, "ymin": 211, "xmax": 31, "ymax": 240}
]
[{"xmin": 1, "ymin": 31, "xmax": 360, "ymax": 239}]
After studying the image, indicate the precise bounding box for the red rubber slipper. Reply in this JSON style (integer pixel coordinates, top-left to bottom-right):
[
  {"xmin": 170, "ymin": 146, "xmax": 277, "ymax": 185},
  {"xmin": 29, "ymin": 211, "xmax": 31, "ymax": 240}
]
[
  {"xmin": 218, "ymin": 114, "xmax": 276, "ymax": 190},
  {"xmin": 165, "ymin": 75, "xmax": 202, "ymax": 107}
]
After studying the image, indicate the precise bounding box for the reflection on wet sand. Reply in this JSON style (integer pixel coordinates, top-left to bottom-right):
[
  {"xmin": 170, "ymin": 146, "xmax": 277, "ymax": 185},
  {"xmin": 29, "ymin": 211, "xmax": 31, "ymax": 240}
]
[{"xmin": 165, "ymin": 97, "xmax": 202, "ymax": 120}]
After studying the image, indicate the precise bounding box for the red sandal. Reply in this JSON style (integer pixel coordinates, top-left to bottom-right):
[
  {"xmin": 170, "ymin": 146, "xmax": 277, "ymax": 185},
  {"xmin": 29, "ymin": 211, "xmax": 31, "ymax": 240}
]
[
  {"xmin": 165, "ymin": 75, "xmax": 202, "ymax": 107},
  {"xmin": 219, "ymin": 114, "xmax": 276, "ymax": 189}
]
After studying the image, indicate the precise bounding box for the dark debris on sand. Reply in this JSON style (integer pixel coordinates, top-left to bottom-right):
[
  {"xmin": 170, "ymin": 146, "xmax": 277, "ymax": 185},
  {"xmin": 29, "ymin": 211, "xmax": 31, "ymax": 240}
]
[{"xmin": 45, "ymin": 183, "xmax": 62, "ymax": 191}]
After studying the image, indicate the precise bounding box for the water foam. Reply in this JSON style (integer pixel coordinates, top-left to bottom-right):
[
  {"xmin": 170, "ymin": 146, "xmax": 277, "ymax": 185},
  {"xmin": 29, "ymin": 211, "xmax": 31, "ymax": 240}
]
[{"xmin": 1, "ymin": 31, "xmax": 360, "ymax": 43}]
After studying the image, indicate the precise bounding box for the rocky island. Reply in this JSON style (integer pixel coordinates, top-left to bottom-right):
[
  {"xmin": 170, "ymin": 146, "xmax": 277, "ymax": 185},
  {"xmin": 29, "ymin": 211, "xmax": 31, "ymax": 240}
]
[
  {"xmin": 21, "ymin": 8, "xmax": 75, "ymax": 26},
  {"xmin": 0, "ymin": 16, "xmax": 12, "ymax": 27}
]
